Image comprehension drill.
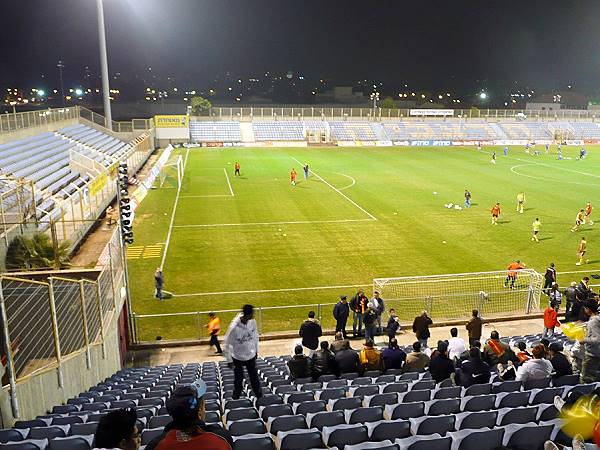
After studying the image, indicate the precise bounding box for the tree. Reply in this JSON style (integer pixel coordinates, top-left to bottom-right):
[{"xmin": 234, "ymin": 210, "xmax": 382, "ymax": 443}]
[
  {"xmin": 380, "ymin": 97, "xmax": 397, "ymax": 110},
  {"xmin": 190, "ymin": 96, "xmax": 212, "ymax": 116},
  {"xmin": 5, "ymin": 233, "xmax": 70, "ymax": 271}
]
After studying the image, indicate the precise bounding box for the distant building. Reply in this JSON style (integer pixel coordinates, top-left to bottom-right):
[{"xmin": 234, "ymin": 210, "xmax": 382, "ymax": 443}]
[
  {"xmin": 316, "ymin": 86, "xmax": 365, "ymax": 104},
  {"xmin": 526, "ymin": 91, "xmax": 589, "ymax": 111}
]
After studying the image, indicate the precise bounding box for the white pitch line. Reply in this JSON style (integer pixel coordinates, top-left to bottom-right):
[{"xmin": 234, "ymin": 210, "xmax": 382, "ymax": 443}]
[
  {"xmin": 223, "ymin": 168, "xmax": 235, "ymax": 196},
  {"xmin": 334, "ymin": 172, "xmax": 356, "ymax": 191},
  {"xmin": 173, "ymin": 218, "xmax": 374, "ymax": 228},
  {"xmin": 291, "ymin": 157, "xmax": 377, "ymax": 221},
  {"xmin": 171, "ymin": 282, "xmax": 370, "ymax": 298},
  {"xmin": 180, "ymin": 194, "xmax": 234, "ymax": 198},
  {"xmin": 510, "ymin": 164, "xmax": 600, "ymax": 187},
  {"xmin": 160, "ymin": 148, "xmax": 189, "ymax": 268}
]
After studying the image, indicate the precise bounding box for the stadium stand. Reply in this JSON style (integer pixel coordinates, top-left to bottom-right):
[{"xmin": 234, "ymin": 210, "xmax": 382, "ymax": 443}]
[
  {"xmin": 496, "ymin": 122, "xmax": 553, "ymax": 140},
  {"xmin": 568, "ymin": 121, "xmax": 600, "ymax": 139},
  {"xmin": 189, "ymin": 121, "xmax": 242, "ymax": 142},
  {"xmin": 252, "ymin": 121, "xmax": 305, "ymax": 141},
  {"xmin": 329, "ymin": 122, "xmax": 377, "ymax": 141},
  {"xmin": 0, "ymin": 331, "xmax": 584, "ymax": 450}
]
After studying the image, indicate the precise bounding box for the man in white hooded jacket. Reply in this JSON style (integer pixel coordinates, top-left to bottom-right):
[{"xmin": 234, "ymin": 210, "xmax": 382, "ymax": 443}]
[
  {"xmin": 515, "ymin": 343, "xmax": 553, "ymax": 383},
  {"xmin": 224, "ymin": 304, "xmax": 262, "ymax": 399}
]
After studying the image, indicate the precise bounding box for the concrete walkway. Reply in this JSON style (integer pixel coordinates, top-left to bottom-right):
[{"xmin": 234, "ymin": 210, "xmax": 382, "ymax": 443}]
[{"xmin": 126, "ymin": 317, "xmax": 547, "ymax": 367}]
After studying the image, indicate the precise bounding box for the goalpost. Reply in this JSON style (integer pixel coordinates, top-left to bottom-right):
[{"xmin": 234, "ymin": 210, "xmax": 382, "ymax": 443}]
[
  {"xmin": 157, "ymin": 154, "xmax": 183, "ymax": 189},
  {"xmin": 373, "ymin": 269, "xmax": 544, "ymax": 322}
]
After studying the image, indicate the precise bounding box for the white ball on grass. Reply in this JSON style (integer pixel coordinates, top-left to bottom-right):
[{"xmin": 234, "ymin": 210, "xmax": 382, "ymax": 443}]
[
  {"xmin": 278, "ymin": 228, "xmax": 282, "ymax": 232},
  {"xmin": 442, "ymin": 241, "xmax": 447, "ymax": 244},
  {"xmin": 282, "ymin": 233, "xmax": 287, "ymax": 237},
  {"xmin": 433, "ymin": 191, "xmax": 438, "ymax": 195}
]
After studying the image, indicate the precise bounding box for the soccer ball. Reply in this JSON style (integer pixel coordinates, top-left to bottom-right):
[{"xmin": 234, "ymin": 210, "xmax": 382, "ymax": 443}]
[
  {"xmin": 433, "ymin": 191, "xmax": 438, "ymax": 195},
  {"xmin": 454, "ymin": 205, "xmax": 462, "ymax": 210}
]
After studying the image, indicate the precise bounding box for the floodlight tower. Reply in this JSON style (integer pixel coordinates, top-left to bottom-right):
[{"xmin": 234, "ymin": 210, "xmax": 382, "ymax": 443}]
[
  {"xmin": 370, "ymin": 91, "xmax": 380, "ymax": 119},
  {"xmin": 96, "ymin": 0, "xmax": 113, "ymax": 130}
]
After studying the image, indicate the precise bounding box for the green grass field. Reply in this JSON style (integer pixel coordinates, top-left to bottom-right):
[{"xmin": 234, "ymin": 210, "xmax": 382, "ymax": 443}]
[{"xmin": 128, "ymin": 145, "xmax": 600, "ymax": 341}]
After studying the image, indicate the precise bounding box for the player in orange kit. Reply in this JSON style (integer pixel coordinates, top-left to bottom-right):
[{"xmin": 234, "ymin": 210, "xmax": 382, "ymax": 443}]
[
  {"xmin": 505, "ymin": 260, "xmax": 525, "ymax": 289},
  {"xmin": 290, "ymin": 168, "xmax": 297, "ymax": 186},
  {"xmin": 491, "ymin": 202, "xmax": 501, "ymax": 225},
  {"xmin": 234, "ymin": 162, "xmax": 241, "ymax": 177},
  {"xmin": 584, "ymin": 202, "xmax": 594, "ymax": 225}
]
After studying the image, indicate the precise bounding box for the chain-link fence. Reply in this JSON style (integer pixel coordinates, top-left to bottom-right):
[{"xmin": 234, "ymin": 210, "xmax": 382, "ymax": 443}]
[{"xmin": 0, "ymin": 228, "xmax": 125, "ymax": 385}]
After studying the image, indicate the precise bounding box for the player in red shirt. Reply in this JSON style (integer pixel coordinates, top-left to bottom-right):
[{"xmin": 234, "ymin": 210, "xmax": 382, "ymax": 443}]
[
  {"xmin": 584, "ymin": 202, "xmax": 594, "ymax": 225},
  {"xmin": 234, "ymin": 162, "xmax": 240, "ymax": 177},
  {"xmin": 490, "ymin": 202, "xmax": 501, "ymax": 225},
  {"xmin": 290, "ymin": 168, "xmax": 297, "ymax": 186}
]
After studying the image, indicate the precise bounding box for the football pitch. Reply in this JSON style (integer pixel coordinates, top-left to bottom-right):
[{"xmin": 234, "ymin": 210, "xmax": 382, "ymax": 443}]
[{"xmin": 128, "ymin": 145, "xmax": 600, "ymax": 341}]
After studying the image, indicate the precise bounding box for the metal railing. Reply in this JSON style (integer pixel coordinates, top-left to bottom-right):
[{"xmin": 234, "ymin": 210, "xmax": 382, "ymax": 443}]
[
  {"xmin": 0, "ymin": 228, "xmax": 126, "ymax": 417},
  {"xmin": 206, "ymin": 106, "xmax": 600, "ymax": 121}
]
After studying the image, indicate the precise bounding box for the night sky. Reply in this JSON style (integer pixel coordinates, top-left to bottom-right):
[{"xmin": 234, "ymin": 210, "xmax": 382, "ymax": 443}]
[{"xmin": 2, "ymin": 0, "xmax": 600, "ymax": 93}]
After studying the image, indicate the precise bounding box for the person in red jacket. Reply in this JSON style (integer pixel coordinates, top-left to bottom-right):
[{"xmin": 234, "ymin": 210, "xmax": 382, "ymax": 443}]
[{"xmin": 543, "ymin": 304, "xmax": 560, "ymax": 338}]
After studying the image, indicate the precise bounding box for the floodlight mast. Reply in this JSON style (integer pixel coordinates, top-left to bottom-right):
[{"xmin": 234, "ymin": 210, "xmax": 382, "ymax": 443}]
[{"xmin": 96, "ymin": 0, "xmax": 113, "ymax": 130}]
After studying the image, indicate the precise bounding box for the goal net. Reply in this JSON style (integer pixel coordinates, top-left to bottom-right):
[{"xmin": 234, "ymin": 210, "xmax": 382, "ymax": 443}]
[
  {"xmin": 158, "ymin": 154, "xmax": 183, "ymax": 189},
  {"xmin": 373, "ymin": 269, "xmax": 544, "ymax": 322}
]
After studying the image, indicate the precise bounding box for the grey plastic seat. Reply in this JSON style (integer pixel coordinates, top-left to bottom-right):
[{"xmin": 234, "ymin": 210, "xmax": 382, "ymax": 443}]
[
  {"xmin": 409, "ymin": 415, "xmax": 455, "ymax": 436},
  {"xmin": 537, "ymin": 404, "xmax": 559, "ymax": 422},
  {"xmin": 448, "ymin": 427, "xmax": 504, "ymax": 450},
  {"xmin": 369, "ymin": 393, "xmax": 399, "ymax": 408},
  {"xmin": 387, "ymin": 402, "xmax": 425, "ymax": 420},
  {"xmin": 460, "ymin": 394, "xmax": 496, "ymax": 412},
  {"xmin": 497, "ymin": 406, "xmax": 538, "ymax": 426},
  {"xmin": 204, "ymin": 411, "xmax": 221, "ymax": 423},
  {"xmin": 522, "ymin": 378, "xmax": 551, "ymax": 390},
  {"xmin": 383, "ymin": 383, "xmax": 409, "ymax": 394},
  {"xmin": 322, "ymin": 423, "xmax": 368, "ymax": 448},
  {"xmin": 28, "ymin": 426, "xmax": 67, "ymax": 440},
  {"xmin": 463, "ymin": 383, "xmax": 492, "ymax": 396},
  {"xmin": 354, "ymin": 385, "xmax": 379, "ymax": 397},
  {"xmin": 70, "ymin": 422, "xmax": 98, "ymax": 436},
  {"xmin": 226, "ymin": 407, "xmax": 259, "ymax": 422},
  {"xmin": 495, "ymin": 391, "xmax": 530, "ymax": 408},
  {"xmin": 141, "ymin": 427, "xmax": 165, "ymax": 445},
  {"xmin": 1, "ymin": 439, "xmax": 49, "ymax": 450},
  {"xmin": 48, "ymin": 435, "xmax": 93, "ymax": 450},
  {"xmin": 295, "ymin": 400, "xmax": 326, "ymax": 415},
  {"xmin": 502, "ymin": 422, "xmax": 553, "ymax": 450},
  {"xmin": 433, "ymin": 386, "xmax": 461, "ymax": 399},
  {"xmin": 256, "ymin": 394, "xmax": 284, "ymax": 408},
  {"xmin": 269, "ymin": 414, "xmax": 307, "ymax": 434},
  {"xmin": 148, "ymin": 415, "xmax": 172, "ymax": 428},
  {"xmin": 0, "ymin": 429, "xmax": 27, "ymax": 443},
  {"xmin": 331, "ymin": 397, "xmax": 362, "ymax": 411},
  {"xmin": 50, "ymin": 416, "xmax": 83, "ymax": 426},
  {"xmin": 278, "ymin": 428, "xmax": 323, "ymax": 450},
  {"xmin": 260, "ymin": 403, "xmax": 293, "ymax": 421},
  {"xmin": 306, "ymin": 410, "xmax": 345, "ymax": 430},
  {"xmin": 491, "ymin": 380, "xmax": 522, "ymax": 394},
  {"xmin": 530, "ymin": 387, "xmax": 563, "ymax": 405},
  {"xmin": 347, "ymin": 406, "xmax": 383, "ymax": 424},
  {"xmin": 403, "ymin": 389, "xmax": 431, "ymax": 402},
  {"xmin": 228, "ymin": 418, "xmax": 267, "ymax": 436},
  {"xmin": 225, "ymin": 398, "xmax": 253, "ymax": 410},
  {"xmin": 425, "ymin": 398, "xmax": 460, "ymax": 416},
  {"xmin": 376, "ymin": 375, "xmax": 396, "ymax": 384},
  {"xmin": 14, "ymin": 420, "xmax": 47, "ymax": 429},
  {"xmin": 412, "ymin": 380, "xmax": 435, "ymax": 391},
  {"xmin": 232, "ymin": 433, "xmax": 275, "ymax": 450},
  {"xmin": 454, "ymin": 411, "xmax": 498, "ymax": 430},
  {"xmin": 318, "ymin": 388, "xmax": 346, "ymax": 402},
  {"xmin": 367, "ymin": 419, "xmax": 411, "ymax": 441},
  {"xmin": 287, "ymin": 392, "xmax": 315, "ymax": 404},
  {"xmin": 399, "ymin": 373, "xmax": 420, "ymax": 381},
  {"xmin": 346, "ymin": 440, "xmax": 397, "ymax": 450},
  {"xmin": 395, "ymin": 433, "xmax": 452, "ymax": 450},
  {"xmin": 553, "ymin": 374, "xmax": 579, "ymax": 387},
  {"xmin": 327, "ymin": 379, "xmax": 348, "ymax": 389},
  {"xmin": 351, "ymin": 377, "xmax": 372, "ymax": 386}
]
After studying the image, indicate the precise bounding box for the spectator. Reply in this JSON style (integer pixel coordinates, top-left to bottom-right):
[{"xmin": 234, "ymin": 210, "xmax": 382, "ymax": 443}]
[
  {"xmin": 334, "ymin": 341, "xmax": 360, "ymax": 374},
  {"xmin": 564, "ymin": 281, "xmax": 577, "ymax": 321},
  {"xmin": 581, "ymin": 300, "xmax": 600, "ymax": 384},
  {"xmin": 466, "ymin": 309, "xmax": 483, "ymax": 346},
  {"xmin": 458, "ymin": 339, "xmax": 480, "ymax": 364},
  {"xmin": 403, "ymin": 341, "xmax": 431, "ymax": 373},
  {"xmin": 549, "ymin": 283, "xmax": 562, "ymax": 311},
  {"xmin": 386, "ymin": 309, "xmax": 400, "ymax": 342},
  {"xmin": 363, "ymin": 302, "xmax": 378, "ymax": 342},
  {"xmin": 429, "ymin": 341, "xmax": 455, "ymax": 383},
  {"xmin": 483, "ymin": 331, "xmax": 518, "ymax": 366},
  {"xmin": 223, "ymin": 304, "xmax": 262, "ymax": 400},
  {"xmin": 547, "ymin": 342, "xmax": 573, "ymax": 379},
  {"xmin": 516, "ymin": 343, "xmax": 553, "ymax": 383},
  {"xmin": 287, "ymin": 345, "xmax": 312, "ymax": 380},
  {"xmin": 455, "ymin": 347, "xmax": 491, "ymax": 387},
  {"xmin": 330, "ymin": 331, "xmax": 351, "ymax": 354},
  {"xmin": 372, "ymin": 291, "xmax": 385, "ymax": 334},
  {"xmin": 543, "ymin": 262, "xmax": 556, "ymax": 295},
  {"xmin": 412, "ymin": 310, "xmax": 433, "ymax": 348},
  {"xmin": 382, "ymin": 338, "xmax": 406, "ymax": 370},
  {"xmin": 447, "ymin": 327, "xmax": 467, "ymax": 361},
  {"xmin": 359, "ymin": 339, "xmax": 384, "ymax": 372},
  {"xmin": 311, "ymin": 341, "xmax": 338, "ymax": 379},
  {"xmin": 299, "ymin": 311, "xmax": 322, "ymax": 355},
  {"xmin": 154, "ymin": 267, "xmax": 164, "ymax": 301},
  {"xmin": 350, "ymin": 289, "xmax": 368, "ymax": 337},
  {"xmin": 333, "ymin": 296, "xmax": 350, "ymax": 338},
  {"xmin": 516, "ymin": 341, "xmax": 532, "ymax": 363},
  {"xmin": 576, "ymin": 277, "xmax": 592, "ymax": 302},
  {"xmin": 543, "ymin": 303, "xmax": 560, "ymax": 338},
  {"xmin": 571, "ymin": 340, "xmax": 584, "ymax": 373},
  {"xmin": 94, "ymin": 409, "xmax": 141, "ymax": 450},
  {"xmin": 207, "ymin": 312, "xmax": 222, "ymax": 354},
  {"xmin": 146, "ymin": 380, "xmax": 233, "ymax": 450}
]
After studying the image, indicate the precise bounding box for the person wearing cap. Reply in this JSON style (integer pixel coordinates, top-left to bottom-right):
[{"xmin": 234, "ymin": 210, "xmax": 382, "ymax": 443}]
[
  {"xmin": 145, "ymin": 380, "xmax": 233, "ymax": 450},
  {"xmin": 547, "ymin": 342, "xmax": 573, "ymax": 379},
  {"xmin": 429, "ymin": 340, "xmax": 455, "ymax": 383},
  {"xmin": 94, "ymin": 409, "xmax": 140, "ymax": 450},
  {"xmin": 363, "ymin": 302, "xmax": 378, "ymax": 342},
  {"xmin": 333, "ymin": 295, "xmax": 350, "ymax": 338},
  {"xmin": 564, "ymin": 281, "xmax": 578, "ymax": 321},
  {"xmin": 223, "ymin": 304, "xmax": 262, "ymax": 400},
  {"xmin": 581, "ymin": 299, "xmax": 600, "ymax": 384}
]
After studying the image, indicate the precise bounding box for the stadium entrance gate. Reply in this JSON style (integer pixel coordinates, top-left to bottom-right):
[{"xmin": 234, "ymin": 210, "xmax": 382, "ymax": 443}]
[{"xmin": 373, "ymin": 269, "xmax": 544, "ymax": 322}]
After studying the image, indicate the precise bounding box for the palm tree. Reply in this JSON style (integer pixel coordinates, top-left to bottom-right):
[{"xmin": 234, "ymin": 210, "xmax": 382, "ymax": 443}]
[{"xmin": 5, "ymin": 233, "xmax": 70, "ymax": 271}]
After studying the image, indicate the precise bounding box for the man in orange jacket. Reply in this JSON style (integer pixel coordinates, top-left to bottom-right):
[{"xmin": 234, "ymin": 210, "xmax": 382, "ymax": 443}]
[
  {"xmin": 207, "ymin": 312, "xmax": 222, "ymax": 354},
  {"xmin": 543, "ymin": 304, "xmax": 560, "ymax": 338}
]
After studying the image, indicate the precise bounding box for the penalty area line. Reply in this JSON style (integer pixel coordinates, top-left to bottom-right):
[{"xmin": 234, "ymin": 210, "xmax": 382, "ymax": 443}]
[
  {"xmin": 170, "ymin": 282, "xmax": 371, "ymax": 298},
  {"xmin": 172, "ymin": 218, "xmax": 375, "ymax": 228},
  {"xmin": 291, "ymin": 156, "xmax": 377, "ymax": 221},
  {"xmin": 223, "ymin": 168, "xmax": 235, "ymax": 196}
]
